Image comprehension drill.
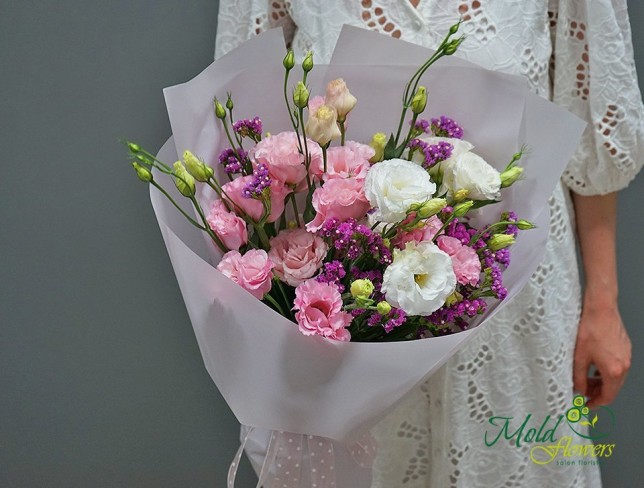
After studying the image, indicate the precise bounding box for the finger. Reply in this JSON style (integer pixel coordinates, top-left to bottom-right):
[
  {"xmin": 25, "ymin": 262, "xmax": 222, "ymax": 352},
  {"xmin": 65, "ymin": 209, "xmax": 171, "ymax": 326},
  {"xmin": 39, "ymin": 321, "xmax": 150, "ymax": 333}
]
[
  {"xmin": 587, "ymin": 374, "xmax": 622, "ymax": 408},
  {"xmin": 585, "ymin": 377, "xmax": 602, "ymax": 400},
  {"xmin": 573, "ymin": 353, "xmax": 590, "ymax": 396}
]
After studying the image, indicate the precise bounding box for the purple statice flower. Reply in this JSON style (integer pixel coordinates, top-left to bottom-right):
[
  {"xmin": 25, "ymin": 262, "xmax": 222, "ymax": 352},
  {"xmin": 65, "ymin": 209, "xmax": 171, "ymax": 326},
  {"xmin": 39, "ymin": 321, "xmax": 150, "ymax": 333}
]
[
  {"xmin": 218, "ymin": 147, "xmax": 247, "ymax": 174},
  {"xmin": 489, "ymin": 264, "xmax": 508, "ymax": 300},
  {"xmin": 503, "ymin": 211, "xmax": 519, "ymax": 237},
  {"xmin": 495, "ymin": 248, "xmax": 511, "ymax": 267},
  {"xmin": 319, "ymin": 218, "xmax": 392, "ymax": 265},
  {"xmin": 367, "ymin": 307, "xmax": 407, "ymax": 333},
  {"xmin": 445, "ymin": 219, "xmax": 471, "ymax": 245},
  {"xmin": 233, "ymin": 116, "xmax": 263, "ymax": 141},
  {"xmin": 316, "ymin": 260, "xmax": 347, "ymax": 292},
  {"xmin": 428, "ymin": 297, "xmax": 487, "ymax": 328},
  {"xmin": 408, "ymin": 139, "xmax": 454, "ymax": 169},
  {"xmin": 481, "ymin": 249, "xmax": 495, "ymax": 268},
  {"xmin": 431, "ymin": 115, "xmax": 464, "ymax": 139},
  {"xmin": 242, "ymin": 163, "xmax": 271, "ymax": 198},
  {"xmin": 412, "ymin": 118, "xmax": 431, "ymax": 134}
]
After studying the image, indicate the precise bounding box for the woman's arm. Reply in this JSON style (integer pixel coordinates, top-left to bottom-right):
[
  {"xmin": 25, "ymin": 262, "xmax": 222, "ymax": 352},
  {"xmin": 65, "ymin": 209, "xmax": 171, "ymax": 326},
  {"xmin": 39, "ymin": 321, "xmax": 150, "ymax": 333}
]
[{"xmin": 571, "ymin": 192, "xmax": 632, "ymax": 408}]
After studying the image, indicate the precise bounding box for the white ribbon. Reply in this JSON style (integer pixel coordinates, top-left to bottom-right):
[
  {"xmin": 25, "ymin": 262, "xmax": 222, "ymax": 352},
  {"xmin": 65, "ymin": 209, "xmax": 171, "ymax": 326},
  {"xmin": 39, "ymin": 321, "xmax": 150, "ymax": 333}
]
[{"xmin": 228, "ymin": 427, "xmax": 377, "ymax": 488}]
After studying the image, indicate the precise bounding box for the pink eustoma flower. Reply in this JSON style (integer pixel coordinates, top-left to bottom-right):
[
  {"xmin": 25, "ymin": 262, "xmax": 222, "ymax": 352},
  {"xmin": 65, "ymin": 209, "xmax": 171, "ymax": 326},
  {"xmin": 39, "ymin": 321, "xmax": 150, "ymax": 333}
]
[
  {"xmin": 293, "ymin": 279, "xmax": 352, "ymax": 341},
  {"xmin": 437, "ymin": 235, "xmax": 481, "ymax": 286},
  {"xmin": 305, "ymin": 177, "xmax": 371, "ymax": 232},
  {"xmin": 216, "ymin": 249, "xmax": 274, "ymax": 299},
  {"xmin": 221, "ymin": 175, "xmax": 288, "ymax": 223},
  {"xmin": 206, "ymin": 199, "xmax": 248, "ymax": 251},
  {"xmin": 251, "ymin": 131, "xmax": 322, "ymax": 190},
  {"xmin": 268, "ymin": 228, "xmax": 328, "ymax": 286}
]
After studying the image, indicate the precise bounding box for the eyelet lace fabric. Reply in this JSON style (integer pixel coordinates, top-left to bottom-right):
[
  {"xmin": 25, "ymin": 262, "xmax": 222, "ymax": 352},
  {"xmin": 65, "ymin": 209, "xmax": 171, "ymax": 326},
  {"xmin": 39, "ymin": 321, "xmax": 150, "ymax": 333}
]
[{"xmin": 215, "ymin": 1, "xmax": 643, "ymax": 486}]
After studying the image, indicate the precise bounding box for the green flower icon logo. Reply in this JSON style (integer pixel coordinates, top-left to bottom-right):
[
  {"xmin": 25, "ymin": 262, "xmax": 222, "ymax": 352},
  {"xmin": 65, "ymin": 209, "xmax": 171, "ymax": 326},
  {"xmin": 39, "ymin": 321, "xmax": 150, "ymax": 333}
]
[{"xmin": 565, "ymin": 394, "xmax": 615, "ymax": 440}]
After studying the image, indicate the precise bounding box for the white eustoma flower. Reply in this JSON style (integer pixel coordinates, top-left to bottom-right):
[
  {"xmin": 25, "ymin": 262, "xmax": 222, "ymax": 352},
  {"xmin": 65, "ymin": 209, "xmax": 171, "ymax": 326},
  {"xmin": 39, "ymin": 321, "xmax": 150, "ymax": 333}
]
[
  {"xmin": 440, "ymin": 151, "xmax": 502, "ymax": 200},
  {"xmin": 382, "ymin": 241, "xmax": 457, "ymax": 316},
  {"xmin": 364, "ymin": 158, "xmax": 436, "ymax": 223}
]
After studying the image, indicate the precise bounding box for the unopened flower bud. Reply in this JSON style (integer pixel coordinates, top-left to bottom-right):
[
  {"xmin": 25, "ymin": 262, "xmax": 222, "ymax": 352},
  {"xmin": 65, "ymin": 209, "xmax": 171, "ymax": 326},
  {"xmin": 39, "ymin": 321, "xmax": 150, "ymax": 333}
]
[
  {"xmin": 302, "ymin": 51, "xmax": 314, "ymax": 72},
  {"xmin": 445, "ymin": 291, "xmax": 463, "ymax": 306},
  {"xmin": 183, "ymin": 150, "xmax": 214, "ymax": 182},
  {"xmin": 369, "ymin": 132, "xmax": 387, "ymax": 163},
  {"xmin": 132, "ymin": 162, "xmax": 152, "ymax": 182},
  {"xmin": 293, "ymin": 81, "xmax": 310, "ymax": 109},
  {"xmin": 173, "ymin": 161, "xmax": 196, "ymax": 197},
  {"xmin": 325, "ymin": 78, "xmax": 357, "ymax": 120},
  {"xmin": 448, "ymin": 21, "xmax": 460, "ymax": 36},
  {"xmin": 305, "ymin": 104, "xmax": 341, "ymax": 145},
  {"xmin": 417, "ymin": 198, "xmax": 447, "ymax": 219},
  {"xmin": 350, "ymin": 279, "xmax": 375, "ymax": 299},
  {"xmin": 453, "ymin": 200, "xmax": 474, "ymax": 217},
  {"xmin": 214, "ymin": 98, "xmax": 226, "ymax": 120},
  {"xmin": 453, "ymin": 188, "xmax": 470, "ymax": 202},
  {"xmin": 410, "ymin": 86, "xmax": 428, "ymax": 114},
  {"xmin": 488, "ymin": 234, "xmax": 515, "ymax": 251},
  {"xmin": 376, "ymin": 301, "xmax": 392, "ymax": 315},
  {"xmin": 283, "ymin": 49, "xmax": 295, "ymax": 70},
  {"xmin": 443, "ymin": 38, "xmax": 462, "ymax": 56},
  {"xmin": 516, "ymin": 219, "xmax": 536, "ymax": 230},
  {"xmin": 127, "ymin": 142, "xmax": 140, "ymax": 153},
  {"xmin": 226, "ymin": 94, "xmax": 234, "ymax": 111},
  {"xmin": 500, "ymin": 166, "xmax": 524, "ymax": 188}
]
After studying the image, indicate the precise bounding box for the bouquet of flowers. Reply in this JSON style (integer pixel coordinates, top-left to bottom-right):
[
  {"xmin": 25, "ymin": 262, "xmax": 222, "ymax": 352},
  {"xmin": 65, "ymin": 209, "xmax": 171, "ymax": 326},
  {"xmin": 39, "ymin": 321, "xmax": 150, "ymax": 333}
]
[{"xmin": 128, "ymin": 24, "xmax": 585, "ymax": 487}]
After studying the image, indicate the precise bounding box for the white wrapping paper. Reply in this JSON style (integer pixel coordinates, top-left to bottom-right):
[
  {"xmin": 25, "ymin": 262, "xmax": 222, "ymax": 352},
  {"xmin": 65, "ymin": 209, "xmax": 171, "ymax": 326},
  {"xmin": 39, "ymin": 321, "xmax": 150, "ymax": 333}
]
[{"xmin": 152, "ymin": 27, "xmax": 586, "ymax": 486}]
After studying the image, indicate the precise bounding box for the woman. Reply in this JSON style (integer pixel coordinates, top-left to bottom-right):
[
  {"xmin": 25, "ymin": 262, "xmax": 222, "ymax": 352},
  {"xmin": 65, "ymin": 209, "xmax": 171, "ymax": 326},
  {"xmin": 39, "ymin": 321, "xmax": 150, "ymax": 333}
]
[{"xmin": 215, "ymin": 1, "xmax": 642, "ymax": 486}]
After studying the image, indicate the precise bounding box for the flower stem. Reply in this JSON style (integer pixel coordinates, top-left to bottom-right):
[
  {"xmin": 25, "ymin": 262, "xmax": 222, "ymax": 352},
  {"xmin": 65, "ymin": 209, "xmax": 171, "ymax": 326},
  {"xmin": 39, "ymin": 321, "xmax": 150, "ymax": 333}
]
[
  {"xmin": 151, "ymin": 181, "xmax": 204, "ymax": 230},
  {"xmin": 264, "ymin": 293, "xmax": 286, "ymax": 316}
]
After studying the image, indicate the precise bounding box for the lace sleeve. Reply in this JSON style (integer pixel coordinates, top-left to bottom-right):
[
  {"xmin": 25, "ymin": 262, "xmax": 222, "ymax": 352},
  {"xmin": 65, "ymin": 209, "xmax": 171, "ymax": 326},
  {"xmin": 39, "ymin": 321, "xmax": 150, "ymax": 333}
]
[
  {"xmin": 549, "ymin": 0, "xmax": 644, "ymax": 195},
  {"xmin": 215, "ymin": 0, "xmax": 297, "ymax": 60}
]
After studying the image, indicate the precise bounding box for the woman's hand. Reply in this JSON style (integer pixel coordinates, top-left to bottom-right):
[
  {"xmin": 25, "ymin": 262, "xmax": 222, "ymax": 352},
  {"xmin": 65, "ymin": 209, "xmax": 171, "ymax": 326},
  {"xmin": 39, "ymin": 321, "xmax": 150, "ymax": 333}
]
[
  {"xmin": 573, "ymin": 298, "xmax": 631, "ymax": 408},
  {"xmin": 571, "ymin": 191, "xmax": 631, "ymax": 407}
]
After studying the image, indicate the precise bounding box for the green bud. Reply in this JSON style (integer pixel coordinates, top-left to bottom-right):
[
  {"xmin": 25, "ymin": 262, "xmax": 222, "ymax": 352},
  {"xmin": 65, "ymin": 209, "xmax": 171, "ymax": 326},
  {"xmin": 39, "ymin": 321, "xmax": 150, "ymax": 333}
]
[
  {"xmin": 453, "ymin": 200, "xmax": 474, "ymax": 217},
  {"xmin": 214, "ymin": 98, "xmax": 226, "ymax": 120},
  {"xmin": 293, "ymin": 81, "xmax": 310, "ymax": 109},
  {"xmin": 516, "ymin": 219, "xmax": 536, "ymax": 230},
  {"xmin": 302, "ymin": 51, "xmax": 314, "ymax": 72},
  {"xmin": 500, "ymin": 166, "xmax": 524, "ymax": 188},
  {"xmin": 350, "ymin": 279, "xmax": 375, "ymax": 299},
  {"xmin": 283, "ymin": 49, "xmax": 295, "ymax": 70},
  {"xmin": 443, "ymin": 38, "xmax": 462, "ymax": 56},
  {"xmin": 376, "ymin": 301, "xmax": 392, "ymax": 316},
  {"xmin": 445, "ymin": 291, "xmax": 463, "ymax": 306},
  {"xmin": 417, "ymin": 198, "xmax": 447, "ymax": 219},
  {"xmin": 448, "ymin": 21, "xmax": 460, "ymax": 36},
  {"xmin": 183, "ymin": 150, "xmax": 214, "ymax": 182},
  {"xmin": 226, "ymin": 94, "xmax": 234, "ymax": 111},
  {"xmin": 488, "ymin": 234, "xmax": 515, "ymax": 251},
  {"xmin": 132, "ymin": 162, "xmax": 152, "ymax": 182},
  {"xmin": 127, "ymin": 142, "xmax": 141, "ymax": 153},
  {"xmin": 173, "ymin": 161, "xmax": 196, "ymax": 197},
  {"xmin": 410, "ymin": 86, "xmax": 427, "ymax": 114},
  {"xmin": 369, "ymin": 132, "xmax": 387, "ymax": 163}
]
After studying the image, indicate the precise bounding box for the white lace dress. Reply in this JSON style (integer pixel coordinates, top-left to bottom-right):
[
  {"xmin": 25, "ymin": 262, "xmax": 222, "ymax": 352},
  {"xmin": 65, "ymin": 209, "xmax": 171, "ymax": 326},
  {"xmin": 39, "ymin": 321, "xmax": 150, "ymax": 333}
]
[{"xmin": 215, "ymin": 1, "xmax": 643, "ymax": 486}]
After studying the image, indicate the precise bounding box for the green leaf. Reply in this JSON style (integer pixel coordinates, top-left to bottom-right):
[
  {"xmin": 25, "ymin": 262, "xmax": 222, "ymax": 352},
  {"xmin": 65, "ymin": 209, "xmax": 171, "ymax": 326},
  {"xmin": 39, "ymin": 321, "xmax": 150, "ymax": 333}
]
[
  {"xmin": 592, "ymin": 415, "xmax": 598, "ymax": 427},
  {"xmin": 383, "ymin": 134, "xmax": 398, "ymax": 160},
  {"xmin": 580, "ymin": 421, "xmax": 591, "ymax": 427}
]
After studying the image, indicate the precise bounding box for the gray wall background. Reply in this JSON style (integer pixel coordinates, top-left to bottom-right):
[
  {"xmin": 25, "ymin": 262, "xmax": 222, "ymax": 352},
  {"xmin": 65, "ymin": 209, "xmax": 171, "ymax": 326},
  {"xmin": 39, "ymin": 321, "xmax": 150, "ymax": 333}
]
[{"xmin": 1, "ymin": 1, "xmax": 642, "ymax": 486}]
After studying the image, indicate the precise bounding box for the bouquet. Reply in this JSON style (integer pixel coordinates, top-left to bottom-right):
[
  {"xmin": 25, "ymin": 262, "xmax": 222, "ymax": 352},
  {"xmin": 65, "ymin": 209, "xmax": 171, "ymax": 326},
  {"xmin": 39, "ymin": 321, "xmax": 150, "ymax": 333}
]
[{"xmin": 127, "ymin": 24, "xmax": 585, "ymax": 487}]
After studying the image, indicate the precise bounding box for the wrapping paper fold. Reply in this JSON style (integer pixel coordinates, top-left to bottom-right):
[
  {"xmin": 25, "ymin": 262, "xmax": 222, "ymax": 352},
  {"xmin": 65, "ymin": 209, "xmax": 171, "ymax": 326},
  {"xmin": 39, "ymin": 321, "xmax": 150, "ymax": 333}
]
[{"xmin": 151, "ymin": 26, "xmax": 586, "ymax": 486}]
